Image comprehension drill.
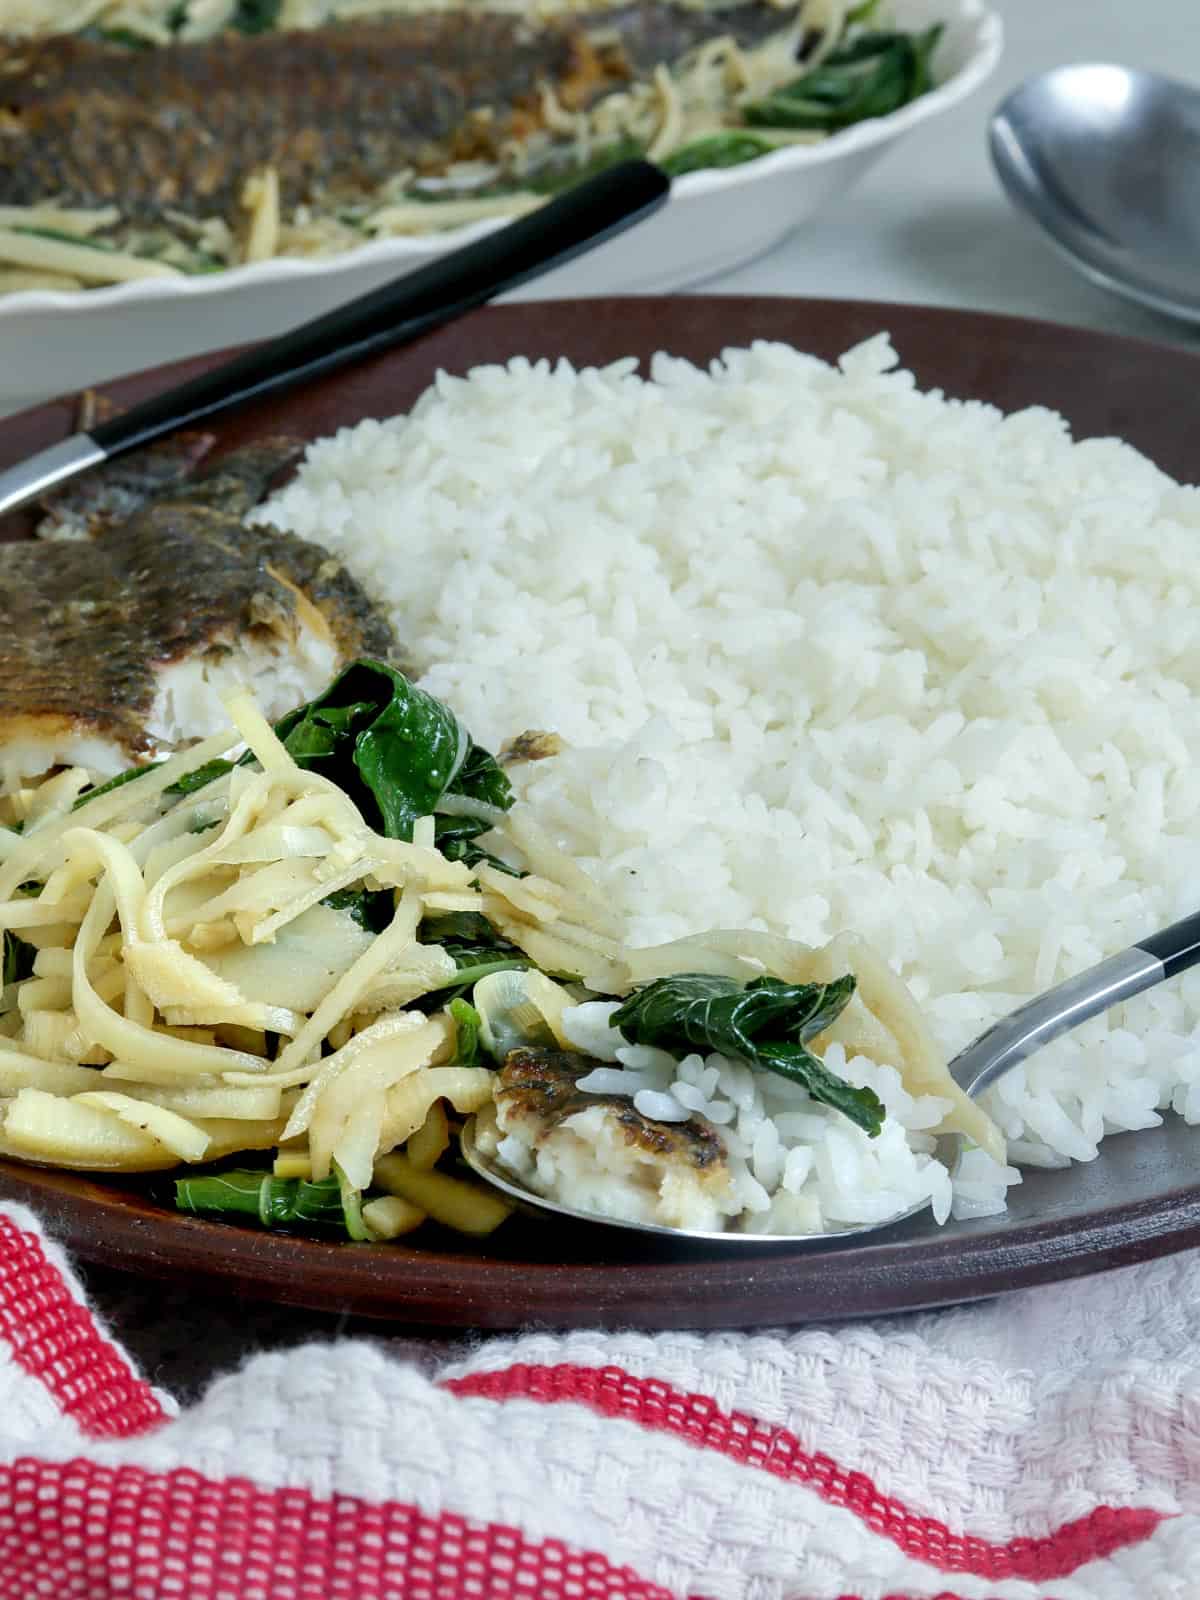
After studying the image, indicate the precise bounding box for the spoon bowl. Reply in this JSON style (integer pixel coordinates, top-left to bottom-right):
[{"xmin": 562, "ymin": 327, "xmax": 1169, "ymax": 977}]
[{"xmin": 989, "ymin": 63, "xmax": 1200, "ymax": 323}]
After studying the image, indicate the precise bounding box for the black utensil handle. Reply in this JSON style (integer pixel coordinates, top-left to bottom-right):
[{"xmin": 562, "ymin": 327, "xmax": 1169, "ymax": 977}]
[
  {"xmin": 1137, "ymin": 910, "xmax": 1200, "ymax": 980},
  {"xmin": 950, "ymin": 908, "xmax": 1200, "ymax": 1100},
  {"xmin": 91, "ymin": 160, "xmax": 669, "ymax": 459}
]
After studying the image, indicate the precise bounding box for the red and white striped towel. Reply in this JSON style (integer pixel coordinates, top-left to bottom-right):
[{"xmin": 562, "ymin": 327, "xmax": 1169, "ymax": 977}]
[{"xmin": 0, "ymin": 1200, "xmax": 1195, "ymax": 1599}]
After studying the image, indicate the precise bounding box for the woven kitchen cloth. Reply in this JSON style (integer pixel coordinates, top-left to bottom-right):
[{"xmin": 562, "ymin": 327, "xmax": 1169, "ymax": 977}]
[{"xmin": 0, "ymin": 1199, "xmax": 1197, "ymax": 1600}]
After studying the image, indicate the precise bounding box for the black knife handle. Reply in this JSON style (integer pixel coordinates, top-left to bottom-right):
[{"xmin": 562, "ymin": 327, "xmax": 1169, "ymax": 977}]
[
  {"xmin": 1137, "ymin": 909, "xmax": 1200, "ymax": 980},
  {"xmin": 91, "ymin": 160, "xmax": 669, "ymax": 459}
]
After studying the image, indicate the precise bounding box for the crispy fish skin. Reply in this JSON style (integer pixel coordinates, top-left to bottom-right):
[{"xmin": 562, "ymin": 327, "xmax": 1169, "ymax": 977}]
[
  {"xmin": 497, "ymin": 1045, "xmax": 728, "ymax": 1174},
  {"xmin": 0, "ymin": 18, "xmax": 579, "ymax": 216},
  {"xmin": 0, "ymin": 439, "xmax": 397, "ymax": 766},
  {"xmin": 98, "ymin": 439, "xmax": 398, "ymax": 663},
  {"xmin": 0, "ymin": 4, "xmax": 801, "ymax": 217}
]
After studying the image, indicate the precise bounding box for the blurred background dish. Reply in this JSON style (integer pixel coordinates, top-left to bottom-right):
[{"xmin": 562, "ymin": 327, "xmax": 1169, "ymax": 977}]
[
  {"xmin": 0, "ymin": 0, "xmax": 1000, "ymax": 412},
  {"xmin": 1, "ymin": 0, "xmax": 967, "ymax": 278}
]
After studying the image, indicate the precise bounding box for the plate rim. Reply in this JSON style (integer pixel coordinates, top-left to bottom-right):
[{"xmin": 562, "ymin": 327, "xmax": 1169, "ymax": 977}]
[{"xmin": 3, "ymin": 1152, "xmax": 1200, "ymax": 1329}]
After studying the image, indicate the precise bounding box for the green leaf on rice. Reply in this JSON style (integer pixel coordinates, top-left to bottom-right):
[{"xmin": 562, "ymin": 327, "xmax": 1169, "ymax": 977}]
[{"xmin": 611, "ymin": 972, "xmax": 884, "ymax": 1135}]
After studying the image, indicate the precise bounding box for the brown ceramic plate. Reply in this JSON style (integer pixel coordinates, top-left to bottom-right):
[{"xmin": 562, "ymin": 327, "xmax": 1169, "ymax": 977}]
[{"xmin": 2, "ymin": 297, "xmax": 1199, "ymax": 1331}]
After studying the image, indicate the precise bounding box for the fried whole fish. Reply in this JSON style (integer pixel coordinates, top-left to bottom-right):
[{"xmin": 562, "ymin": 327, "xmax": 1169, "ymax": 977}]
[
  {"xmin": 0, "ymin": 440, "xmax": 396, "ymax": 786},
  {"xmin": 0, "ymin": 3, "xmax": 801, "ymax": 217},
  {"xmin": 480, "ymin": 1045, "xmax": 740, "ymax": 1231}
]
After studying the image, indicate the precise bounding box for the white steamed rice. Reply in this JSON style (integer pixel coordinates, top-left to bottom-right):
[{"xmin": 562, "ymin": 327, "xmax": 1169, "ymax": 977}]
[{"xmin": 258, "ymin": 333, "xmax": 1200, "ymax": 1228}]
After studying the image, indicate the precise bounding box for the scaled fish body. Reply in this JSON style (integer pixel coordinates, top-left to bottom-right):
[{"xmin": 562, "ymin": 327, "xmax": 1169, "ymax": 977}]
[
  {"xmin": 0, "ymin": 440, "xmax": 397, "ymax": 786},
  {"xmin": 0, "ymin": 4, "xmax": 801, "ymax": 217}
]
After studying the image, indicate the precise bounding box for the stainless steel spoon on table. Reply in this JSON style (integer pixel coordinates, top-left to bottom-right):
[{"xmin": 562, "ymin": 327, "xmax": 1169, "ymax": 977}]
[
  {"xmin": 989, "ymin": 63, "xmax": 1200, "ymax": 324},
  {"xmin": 0, "ymin": 160, "xmax": 669, "ymax": 520},
  {"xmin": 462, "ymin": 909, "xmax": 1200, "ymax": 1244}
]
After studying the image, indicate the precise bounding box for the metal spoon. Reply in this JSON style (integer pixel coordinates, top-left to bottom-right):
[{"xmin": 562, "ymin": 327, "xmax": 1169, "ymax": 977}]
[
  {"xmin": 462, "ymin": 908, "xmax": 1200, "ymax": 1244},
  {"xmin": 989, "ymin": 63, "xmax": 1200, "ymax": 325}
]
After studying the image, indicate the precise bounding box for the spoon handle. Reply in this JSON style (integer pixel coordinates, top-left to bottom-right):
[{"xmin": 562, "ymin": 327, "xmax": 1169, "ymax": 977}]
[{"xmin": 949, "ymin": 910, "xmax": 1200, "ymax": 1098}]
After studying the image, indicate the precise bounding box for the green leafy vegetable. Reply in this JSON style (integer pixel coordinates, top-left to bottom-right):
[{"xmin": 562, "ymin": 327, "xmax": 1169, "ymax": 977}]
[
  {"xmin": 661, "ymin": 133, "xmax": 782, "ymax": 176},
  {"xmin": 273, "ymin": 658, "xmax": 511, "ymax": 842},
  {"xmin": 445, "ymin": 941, "xmax": 528, "ymax": 972},
  {"xmin": 11, "ymin": 226, "xmax": 118, "ymax": 252},
  {"xmin": 167, "ymin": 759, "xmax": 238, "ymax": 798},
  {"xmin": 93, "ymin": 26, "xmax": 156, "ymax": 48},
  {"xmin": 449, "ymin": 997, "xmax": 482, "ymax": 1068},
  {"xmin": 230, "ymin": 0, "xmax": 283, "ymax": 33},
  {"xmin": 322, "ymin": 888, "xmax": 396, "ymax": 935},
  {"xmin": 417, "ymin": 912, "xmax": 531, "ymax": 1007},
  {"xmin": 72, "ymin": 756, "xmax": 234, "ymax": 817},
  {"xmin": 433, "ymin": 813, "xmax": 522, "ymax": 877},
  {"xmin": 419, "ymin": 911, "xmax": 507, "ymax": 947},
  {"xmin": 174, "ymin": 1168, "xmax": 352, "ymax": 1232},
  {"xmin": 613, "ymin": 972, "xmax": 857, "ymax": 1058},
  {"xmin": 611, "ymin": 973, "xmax": 884, "ymax": 1135},
  {"xmin": 452, "ymin": 743, "xmax": 516, "ymax": 812},
  {"xmin": 445, "ymin": 956, "xmax": 530, "ymax": 987},
  {"xmin": 908, "ymin": 23, "xmax": 943, "ymax": 99},
  {"xmin": 72, "ymin": 767, "xmax": 150, "ymax": 811},
  {"xmin": 409, "ymin": 952, "xmax": 530, "ymax": 1017},
  {"xmin": 396, "ymin": 907, "xmax": 532, "ymax": 1012},
  {"xmin": 2, "ymin": 930, "xmax": 36, "ymax": 990},
  {"xmin": 178, "ymin": 255, "xmax": 228, "ymax": 276},
  {"xmin": 333, "ymin": 1158, "xmax": 372, "ymax": 1242},
  {"xmin": 742, "ymin": 27, "xmax": 943, "ymax": 133}
]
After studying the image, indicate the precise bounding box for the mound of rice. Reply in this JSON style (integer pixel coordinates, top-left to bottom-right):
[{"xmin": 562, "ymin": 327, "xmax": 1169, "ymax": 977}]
[{"xmin": 259, "ymin": 333, "xmax": 1200, "ymax": 1227}]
